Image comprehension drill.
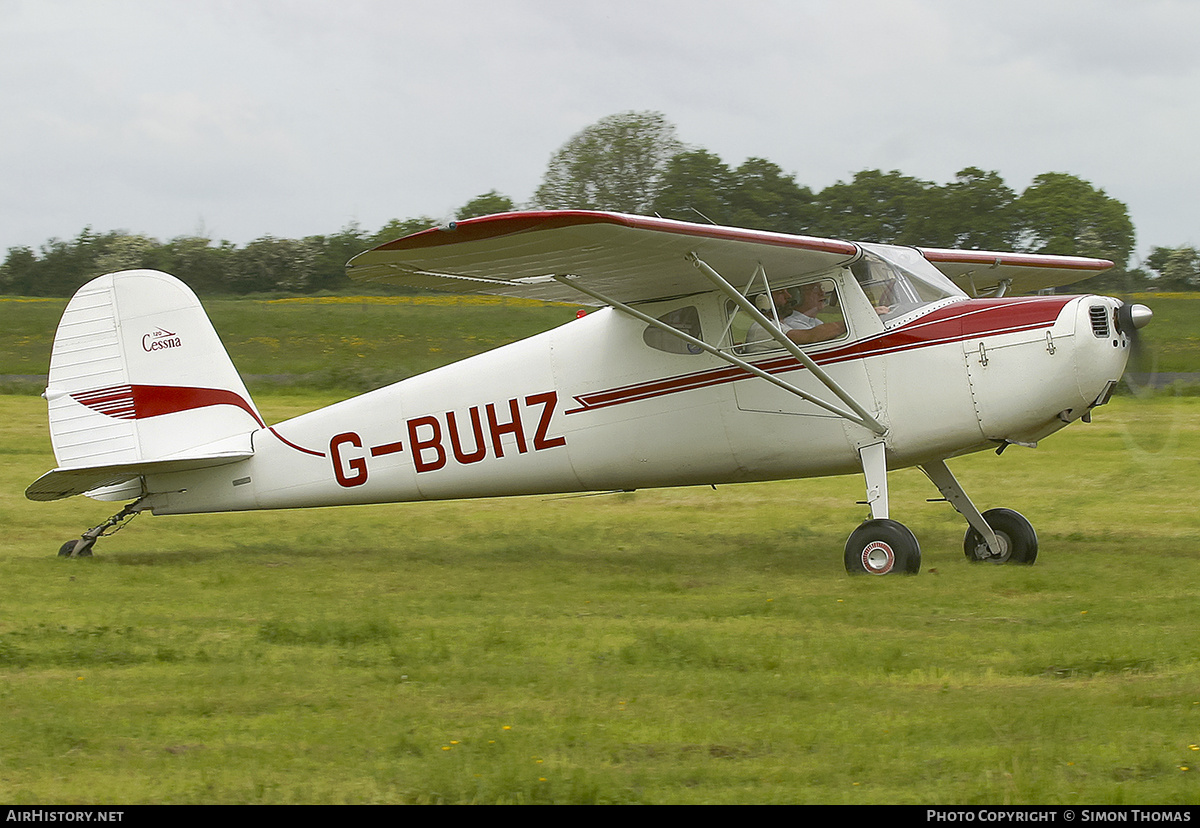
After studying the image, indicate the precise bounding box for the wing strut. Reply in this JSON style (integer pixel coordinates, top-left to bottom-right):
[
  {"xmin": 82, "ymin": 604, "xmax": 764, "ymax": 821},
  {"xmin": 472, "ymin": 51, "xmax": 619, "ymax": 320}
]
[
  {"xmin": 686, "ymin": 253, "xmax": 888, "ymax": 436},
  {"xmin": 552, "ymin": 274, "xmax": 886, "ymax": 435}
]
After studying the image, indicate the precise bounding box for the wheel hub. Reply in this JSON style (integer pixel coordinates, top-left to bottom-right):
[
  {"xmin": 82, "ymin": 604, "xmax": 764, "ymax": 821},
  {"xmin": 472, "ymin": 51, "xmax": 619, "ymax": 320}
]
[
  {"xmin": 861, "ymin": 540, "xmax": 895, "ymax": 574},
  {"xmin": 976, "ymin": 531, "xmax": 1011, "ymax": 562}
]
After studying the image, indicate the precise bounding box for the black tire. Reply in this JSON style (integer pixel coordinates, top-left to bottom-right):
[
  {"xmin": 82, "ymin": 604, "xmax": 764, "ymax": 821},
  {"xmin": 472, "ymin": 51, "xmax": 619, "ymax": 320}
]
[
  {"xmin": 844, "ymin": 519, "xmax": 921, "ymax": 575},
  {"xmin": 963, "ymin": 508, "xmax": 1038, "ymax": 565},
  {"xmin": 57, "ymin": 539, "xmax": 93, "ymax": 558}
]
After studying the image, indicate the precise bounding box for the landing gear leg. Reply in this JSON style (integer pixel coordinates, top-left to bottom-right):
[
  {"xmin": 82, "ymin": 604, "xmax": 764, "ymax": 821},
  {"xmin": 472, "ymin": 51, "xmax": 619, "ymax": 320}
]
[
  {"xmin": 58, "ymin": 500, "xmax": 143, "ymax": 558},
  {"xmin": 844, "ymin": 442, "xmax": 921, "ymax": 575},
  {"xmin": 919, "ymin": 460, "xmax": 1037, "ymax": 565}
]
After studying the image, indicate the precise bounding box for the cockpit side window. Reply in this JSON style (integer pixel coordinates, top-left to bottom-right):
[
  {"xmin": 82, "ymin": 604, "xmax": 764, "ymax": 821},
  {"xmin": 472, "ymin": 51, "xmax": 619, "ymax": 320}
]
[
  {"xmin": 851, "ymin": 246, "xmax": 962, "ymax": 323},
  {"xmin": 727, "ymin": 278, "xmax": 847, "ymax": 354}
]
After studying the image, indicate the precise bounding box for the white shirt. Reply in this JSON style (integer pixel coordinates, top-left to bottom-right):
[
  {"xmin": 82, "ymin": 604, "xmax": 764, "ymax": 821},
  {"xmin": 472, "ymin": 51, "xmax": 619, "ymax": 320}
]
[{"xmin": 744, "ymin": 310, "xmax": 821, "ymax": 352}]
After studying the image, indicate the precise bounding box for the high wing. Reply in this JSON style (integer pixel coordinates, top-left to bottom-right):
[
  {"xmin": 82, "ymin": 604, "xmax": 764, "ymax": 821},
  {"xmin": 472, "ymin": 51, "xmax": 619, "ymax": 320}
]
[
  {"xmin": 346, "ymin": 211, "xmax": 860, "ymax": 305},
  {"xmin": 919, "ymin": 248, "xmax": 1114, "ymax": 296},
  {"xmin": 347, "ymin": 210, "xmax": 1115, "ymax": 302}
]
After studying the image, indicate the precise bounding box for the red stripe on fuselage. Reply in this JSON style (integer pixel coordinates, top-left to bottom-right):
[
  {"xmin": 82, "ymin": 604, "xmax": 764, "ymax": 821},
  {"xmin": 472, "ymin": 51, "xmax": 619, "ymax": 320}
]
[
  {"xmin": 565, "ymin": 297, "xmax": 1074, "ymax": 414},
  {"xmin": 819, "ymin": 296, "xmax": 1073, "ymax": 366},
  {"xmin": 267, "ymin": 427, "xmax": 326, "ymax": 457}
]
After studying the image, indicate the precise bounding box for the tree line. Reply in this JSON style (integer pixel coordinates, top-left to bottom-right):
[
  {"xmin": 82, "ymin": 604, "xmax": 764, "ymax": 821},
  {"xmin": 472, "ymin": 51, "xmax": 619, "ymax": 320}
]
[{"xmin": 3, "ymin": 111, "xmax": 1196, "ymax": 296}]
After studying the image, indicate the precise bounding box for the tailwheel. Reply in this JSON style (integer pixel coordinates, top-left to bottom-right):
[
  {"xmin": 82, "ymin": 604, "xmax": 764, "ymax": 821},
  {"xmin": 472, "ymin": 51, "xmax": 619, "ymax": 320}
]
[
  {"xmin": 55, "ymin": 501, "xmax": 141, "ymax": 558},
  {"xmin": 58, "ymin": 540, "xmax": 92, "ymax": 557},
  {"xmin": 964, "ymin": 508, "xmax": 1038, "ymax": 565},
  {"xmin": 844, "ymin": 519, "xmax": 921, "ymax": 575}
]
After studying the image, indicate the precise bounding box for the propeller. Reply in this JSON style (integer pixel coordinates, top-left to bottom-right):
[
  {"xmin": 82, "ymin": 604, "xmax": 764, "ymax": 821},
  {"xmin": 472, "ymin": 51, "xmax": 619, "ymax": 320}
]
[
  {"xmin": 1111, "ymin": 298, "xmax": 1185, "ymax": 469},
  {"xmin": 1116, "ymin": 301, "xmax": 1154, "ymax": 391}
]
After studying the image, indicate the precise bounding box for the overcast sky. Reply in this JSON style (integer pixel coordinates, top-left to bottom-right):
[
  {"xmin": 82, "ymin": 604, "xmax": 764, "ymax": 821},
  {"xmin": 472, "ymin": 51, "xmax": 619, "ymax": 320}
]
[{"xmin": 2, "ymin": 0, "xmax": 1197, "ymax": 263}]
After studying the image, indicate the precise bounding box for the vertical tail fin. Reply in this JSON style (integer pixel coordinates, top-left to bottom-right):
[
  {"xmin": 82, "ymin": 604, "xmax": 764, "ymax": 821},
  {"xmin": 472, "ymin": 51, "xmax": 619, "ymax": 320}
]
[{"xmin": 43, "ymin": 269, "xmax": 262, "ymax": 471}]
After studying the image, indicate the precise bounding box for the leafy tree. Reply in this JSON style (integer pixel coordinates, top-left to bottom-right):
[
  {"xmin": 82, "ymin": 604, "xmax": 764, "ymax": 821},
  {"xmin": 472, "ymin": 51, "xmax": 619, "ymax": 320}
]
[
  {"xmin": 155, "ymin": 236, "xmax": 235, "ymax": 295},
  {"xmin": 534, "ymin": 111, "xmax": 684, "ymax": 213},
  {"xmin": 813, "ymin": 170, "xmax": 931, "ymax": 242},
  {"xmin": 1015, "ymin": 173, "xmax": 1135, "ymax": 264},
  {"xmin": 654, "ymin": 151, "xmax": 816, "ymax": 234},
  {"xmin": 306, "ymin": 224, "xmax": 373, "ymax": 292},
  {"xmin": 22, "ymin": 228, "xmax": 157, "ymax": 296},
  {"xmin": 94, "ymin": 233, "xmax": 158, "ymax": 276},
  {"xmin": 1014, "ymin": 172, "xmax": 1136, "ymax": 291},
  {"xmin": 227, "ymin": 236, "xmax": 319, "ymax": 294},
  {"xmin": 653, "ymin": 149, "xmax": 737, "ymax": 224},
  {"xmin": 1145, "ymin": 246, "xmax": 1200, "ymax": 290},
  {"xmin": 1, "ymin": 229, "xmax": 166, "ymax": 296},
  {"xmin": 901, "ymin": 167, "xmax": 1019, "ymax": 250},
  {"xmin": 725, "ymin": 158, "xmax": 817, "ymax": 234},
  {"xmin": 0, "ymin": 246, "xmax": 38, "ymax": 294},
  {"xmin": 457, "ymin": 190, "xmax": 514, "ymax": 220},
  {"xmin": 370, "ymin": 217, "xmax": 437, "ymax": 246}
]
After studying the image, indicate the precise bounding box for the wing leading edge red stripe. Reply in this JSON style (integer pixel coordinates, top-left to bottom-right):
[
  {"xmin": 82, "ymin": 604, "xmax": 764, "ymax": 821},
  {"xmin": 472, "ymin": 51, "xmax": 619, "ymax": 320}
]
[{"xmin": 371, "ymin": 210, "xmax": 860, "ymax": 257}]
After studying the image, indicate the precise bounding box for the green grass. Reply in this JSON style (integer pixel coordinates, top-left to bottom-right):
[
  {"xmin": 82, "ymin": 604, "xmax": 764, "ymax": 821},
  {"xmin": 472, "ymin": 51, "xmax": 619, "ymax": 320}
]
[
  {"xmin": 1124, "ymin": 292, "xmax": 1200, "ymax": 376},
  {"xmin": 0, "ymin": 298, "xmax": 63, "ymax": 377},
  {"xmin": 2, "ymin": 394, "xmax": 1199, "ymax": 804}
]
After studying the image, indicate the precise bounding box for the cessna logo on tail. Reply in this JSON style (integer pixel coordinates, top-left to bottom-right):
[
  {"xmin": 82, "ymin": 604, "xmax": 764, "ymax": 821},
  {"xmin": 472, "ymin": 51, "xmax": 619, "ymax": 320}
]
[{"xmin": 142, "ymin": 327, "xmax": 182, "ymax": 352}]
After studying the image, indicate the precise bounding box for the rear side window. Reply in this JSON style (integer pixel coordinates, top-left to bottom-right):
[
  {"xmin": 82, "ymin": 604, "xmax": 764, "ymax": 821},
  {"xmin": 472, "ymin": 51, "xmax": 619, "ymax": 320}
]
[{"xmin": 643, "ymin": 306, "xmax": 703, "ymax": 354}]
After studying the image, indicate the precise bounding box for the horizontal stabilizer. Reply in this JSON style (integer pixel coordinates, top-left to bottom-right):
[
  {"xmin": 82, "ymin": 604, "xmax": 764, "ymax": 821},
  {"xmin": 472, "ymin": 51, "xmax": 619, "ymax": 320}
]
[{"xmin": 25, "ymin": 449, "xmax": 253, "ymax": 502}]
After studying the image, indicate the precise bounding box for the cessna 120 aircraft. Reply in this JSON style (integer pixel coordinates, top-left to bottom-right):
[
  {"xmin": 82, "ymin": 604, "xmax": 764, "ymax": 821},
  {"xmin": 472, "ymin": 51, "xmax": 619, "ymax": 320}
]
[{"xmin": 27, "ymin": 211, "xmax": 1152, "ymax": 574}]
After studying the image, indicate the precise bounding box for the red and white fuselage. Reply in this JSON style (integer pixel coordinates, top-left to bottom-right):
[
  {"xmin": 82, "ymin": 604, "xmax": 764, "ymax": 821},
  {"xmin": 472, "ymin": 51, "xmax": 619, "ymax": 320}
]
[{"xmin": 137, "ymin": 278, "xmax": 1129, "ymax": 516}]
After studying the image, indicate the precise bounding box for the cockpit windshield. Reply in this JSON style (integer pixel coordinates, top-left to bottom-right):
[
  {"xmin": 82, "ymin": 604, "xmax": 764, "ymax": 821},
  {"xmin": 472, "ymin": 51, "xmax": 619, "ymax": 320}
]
[{"xmin": 852, "ymin": 243, "xmax": 966, "ymax": 323}]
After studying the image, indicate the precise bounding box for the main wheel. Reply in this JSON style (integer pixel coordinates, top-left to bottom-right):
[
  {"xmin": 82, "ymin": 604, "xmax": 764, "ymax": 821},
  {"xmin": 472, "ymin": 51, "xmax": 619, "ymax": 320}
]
[
  {"xmin": 963, "ymin": 508, "xmax": 1037, "ymax": 565},
  {"xmin": 844, "ymin": 519, "xmax": 921, "ymax": 575}
]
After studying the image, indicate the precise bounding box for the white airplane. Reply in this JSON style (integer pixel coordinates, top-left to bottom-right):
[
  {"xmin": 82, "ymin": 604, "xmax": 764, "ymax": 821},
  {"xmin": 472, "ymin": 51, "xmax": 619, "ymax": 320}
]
[{"xmin": 27, "ymin": 211, "xmax": 1152, "ymax": 574}]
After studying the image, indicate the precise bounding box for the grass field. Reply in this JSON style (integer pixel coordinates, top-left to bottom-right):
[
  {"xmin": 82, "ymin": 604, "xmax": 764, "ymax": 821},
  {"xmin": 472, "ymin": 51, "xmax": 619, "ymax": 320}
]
[
  {"xmin": 2, "ymin": 290, "xmax": 1199, "ymax": 804},
  {"xmin": 2, "ymin": 392, "xmax": 1199, "ymax": 804}
]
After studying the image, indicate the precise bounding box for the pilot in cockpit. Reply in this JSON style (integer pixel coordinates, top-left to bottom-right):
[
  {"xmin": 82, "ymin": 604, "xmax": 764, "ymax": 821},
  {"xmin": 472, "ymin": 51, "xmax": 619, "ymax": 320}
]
[{"xmin": 744, "ymin": 283, "xmax": 847, "ymax": 351}]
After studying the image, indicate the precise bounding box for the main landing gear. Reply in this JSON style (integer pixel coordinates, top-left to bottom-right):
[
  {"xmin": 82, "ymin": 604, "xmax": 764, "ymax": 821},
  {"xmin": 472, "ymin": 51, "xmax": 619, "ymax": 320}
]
[
  {"xmin": 962, "ymin": 508, "xmax": 1038, "ymax": 565},
  {"xmin": 843, "ymin": 444, "xmax": 1038, "ymax": 575},
  {"xmin": 57, "ymin": 500, "xmax": 143, "ymax": 558},
  {"xmin": 844, "ymin": 518, "xmax": 922, "ymax": 575}
]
